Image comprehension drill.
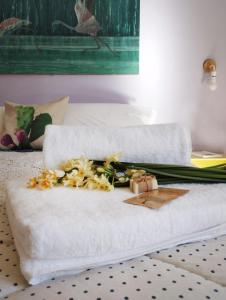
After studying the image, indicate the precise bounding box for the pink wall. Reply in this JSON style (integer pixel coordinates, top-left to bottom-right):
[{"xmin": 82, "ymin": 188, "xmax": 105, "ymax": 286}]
[{"xmin": 0, "ymin": 0, "xmax": 226, "ymax": 152}]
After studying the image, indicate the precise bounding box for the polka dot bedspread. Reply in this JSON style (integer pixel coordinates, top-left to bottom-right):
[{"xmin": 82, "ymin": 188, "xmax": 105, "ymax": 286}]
[{"xmin": 0, "ymin": 152, "xmax": 226, "ymax": 300}]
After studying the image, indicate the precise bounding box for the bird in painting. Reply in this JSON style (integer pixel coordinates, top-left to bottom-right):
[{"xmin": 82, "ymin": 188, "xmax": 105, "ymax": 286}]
[
  {"xmin": 0, "ymin": 17, "xmax": 31, "ymax": 37},
  {"xmin": 52, "ymin": 0, "xmax": 117, "ymax": 55}
]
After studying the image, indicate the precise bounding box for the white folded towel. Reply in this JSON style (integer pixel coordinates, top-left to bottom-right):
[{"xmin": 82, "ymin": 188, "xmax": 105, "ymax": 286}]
[
  {"xmin": 6, "ymin": 180, "xmax": 226, "ymax": 284},
  {"xmin": 43, "ymin": 123, "xmax": 192, "ymax": 169},
  {"xmin": 13, "ymin": 223, "xmax": 226, "ymax": 285}
]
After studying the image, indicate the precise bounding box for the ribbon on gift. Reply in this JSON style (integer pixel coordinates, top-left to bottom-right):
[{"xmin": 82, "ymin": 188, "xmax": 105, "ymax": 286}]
[{"xmin": 130, "ymin": 175, "xmax": 158, "ymax": 194}]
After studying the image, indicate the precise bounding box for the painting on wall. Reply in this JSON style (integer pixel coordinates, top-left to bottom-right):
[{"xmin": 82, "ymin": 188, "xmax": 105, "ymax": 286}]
[{"xmin": 0, "ymin": 0, "xmax": 140, "ymax": 74}]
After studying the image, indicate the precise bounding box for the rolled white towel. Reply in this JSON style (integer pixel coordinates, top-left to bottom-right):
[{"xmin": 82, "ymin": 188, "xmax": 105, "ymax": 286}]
[{"xmin": 43, "ymin": 123, "xmax": 192, "ymax": 169}]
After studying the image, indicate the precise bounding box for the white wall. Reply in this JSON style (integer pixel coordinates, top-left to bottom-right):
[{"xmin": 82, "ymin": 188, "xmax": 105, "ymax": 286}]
[
  {"xmin": 141, "ymin": 0, "xmax": 226, "ymax": 153},
  {"xmin": 0, "ymin": 0, "xmax": 226, "ymax": 152}
]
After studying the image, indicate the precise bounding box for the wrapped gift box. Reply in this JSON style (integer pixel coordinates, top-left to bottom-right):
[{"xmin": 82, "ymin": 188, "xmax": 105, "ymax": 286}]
[{"xmin": 130, "ymin": 175, "xmax": 158, "ymax": 194}]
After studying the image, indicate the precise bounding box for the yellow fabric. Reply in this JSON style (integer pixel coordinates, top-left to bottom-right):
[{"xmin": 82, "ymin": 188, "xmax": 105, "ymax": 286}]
[{"xmin": 191, "ymin": 157, "xmax": 226, "ymax": 168}]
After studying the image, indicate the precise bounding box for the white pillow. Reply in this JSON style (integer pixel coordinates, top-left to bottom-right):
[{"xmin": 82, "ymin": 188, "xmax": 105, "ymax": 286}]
[
  {"xmin": 0, "ymin": 103, "xmax": 155, "ymax": 134},
  {"xmin": 63, "ymin": 103, "xmax": 155, "ymax": 127}
]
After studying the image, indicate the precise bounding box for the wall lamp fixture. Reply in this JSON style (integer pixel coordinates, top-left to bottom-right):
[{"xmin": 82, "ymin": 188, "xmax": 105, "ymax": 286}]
[{"xmin": 203, "ymin": 59, "xmax": 217, "ymax": 91}]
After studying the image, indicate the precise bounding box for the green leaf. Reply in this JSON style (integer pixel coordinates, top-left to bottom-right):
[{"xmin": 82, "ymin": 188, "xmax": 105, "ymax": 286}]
[
  {"xmin": 16, "ymin": 106, "xmax": 35, "ymax": 134},
  {"xmin": 94, "ymin": 160, "xmax": 226, "ymax": 185},
  {"xmin": 29, "ymin": 113, "xmax": 52, "ymax": 143}
]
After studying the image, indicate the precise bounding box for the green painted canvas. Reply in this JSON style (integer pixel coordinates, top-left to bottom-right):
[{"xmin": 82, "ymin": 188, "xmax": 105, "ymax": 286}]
[{"xmin": 0, "ymin": 0, "xmax": 140, "ymax": 74}]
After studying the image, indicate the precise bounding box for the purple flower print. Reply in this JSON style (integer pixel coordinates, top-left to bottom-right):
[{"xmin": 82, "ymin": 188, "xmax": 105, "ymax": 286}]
[
  {"xmin": 15, "ymin": 129, "xmax": 26, "ymax": 144},
  {"xmin": 1, "ymin": 134, "xmax": 15, "ymax": 147}
]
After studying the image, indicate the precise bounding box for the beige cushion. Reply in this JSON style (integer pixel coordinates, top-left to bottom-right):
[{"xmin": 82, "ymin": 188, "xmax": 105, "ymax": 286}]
[{"xmin": 0, "ymin": 96, "xmax": 69, "ymax": 150}]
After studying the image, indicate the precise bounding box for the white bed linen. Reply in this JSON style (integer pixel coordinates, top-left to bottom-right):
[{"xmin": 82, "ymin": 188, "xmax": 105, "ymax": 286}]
[
  {"xmin": 0, "ymin": 151, "xmax": 43, "ymax": 200},
  {"xmin": 151, "ymin": 235, "xmax": 226, "ymax": 286},
  {"xmin": 3, "ymin": 255, "xmax": 226, "ymax": 300},
  {"xmin": 1, "ymin": 151, "xmax": 226, "ymax": 299}
]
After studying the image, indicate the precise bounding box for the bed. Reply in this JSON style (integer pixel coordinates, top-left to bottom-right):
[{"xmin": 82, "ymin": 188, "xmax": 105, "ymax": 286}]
[
  {"xmin": 1, "ymin": 103, "xmax": 226, "ymax": 299},
  {"xmin": 0, "ymin": 151, "xmax": 226, "ymax": 300}
]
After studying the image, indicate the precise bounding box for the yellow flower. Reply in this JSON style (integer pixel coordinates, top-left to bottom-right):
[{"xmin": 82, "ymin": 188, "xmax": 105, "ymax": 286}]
[
  {"xmin": 85, "ymin": 174, "xmax": 114, "ymax": 192},
  {"xmin": 38, "ymin": 178, "xmax": 53, "ymax": 190},
  {"xmin": 76, "ymin": 157, "xmax": 94, "ymax": 177},
  {"xmin": 60, "ymin": 157, "xmax": 94, "ymax": 176},
  {"xmin": 62, "ymin": 178, "xmax": 77, "ymax": 187},
  {"xmin": 27, "ymin": 170, "xmax": 58, "ymax": 190},
  {"xmin": 27, "ymin": 156, "xmax": 114, "ymax": 192},
  {"xmin": 60, "ymin": 159, "xmax": 78, "ymax": 172},
  {"xmin": 39, "ymin": 170, "xmax": 58, "ymax": 182},
  {"xmin": 104, "ymin": 152, "xmax": 122, "ymax": 168},
  {"xmin": 126, "ymin": 169, "xmax": 146, "ymax": 178},
  {"xmin": 97, "ymin": 167, "xmax": 105, "ymax": 173},
  {"xmin": 27, "ymin": 177, "xmax": 37, "ymax": 188},
  {"xmin": 98, "ymin": 174, "xmax": 114, "ymax": 191},
  {"xmin": 27, "ymin": 169, "xmax": 60, "ymax": 190},
  {"xmin": 63, "ymin": 169, "xmax": 84, "ymax": 188},
  {"xmin": 84, "ymin": 177, "xmax": 98, "ymax": 190}
]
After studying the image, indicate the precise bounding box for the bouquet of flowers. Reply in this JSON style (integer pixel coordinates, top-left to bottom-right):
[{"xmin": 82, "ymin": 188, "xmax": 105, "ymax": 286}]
[{"xmin": 28, "ymin": 153, "xmax": 226, "ymax": 191}]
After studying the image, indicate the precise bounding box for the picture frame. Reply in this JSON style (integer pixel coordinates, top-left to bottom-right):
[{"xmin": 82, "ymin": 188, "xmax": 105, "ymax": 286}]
[{"xmin": 0, "ymin": 0, "xmax": 140, "ymax": 74}]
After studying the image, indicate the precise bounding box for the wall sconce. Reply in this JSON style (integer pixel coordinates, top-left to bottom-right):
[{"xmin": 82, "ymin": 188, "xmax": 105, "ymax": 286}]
[{"xmin": 203, "ymin": 59, "xmax": 217, "ymax": 91}]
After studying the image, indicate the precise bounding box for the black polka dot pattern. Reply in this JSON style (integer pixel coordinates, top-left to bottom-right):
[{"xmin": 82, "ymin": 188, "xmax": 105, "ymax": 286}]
[
  {"xmin": 0, "ymin": 203, "xmax": 27, "ymax": 298},
  {"xmin": 0, "ymin": 250, "xmax": 225, "ymax": 300},
  {"xmin": 150, "ymin": 235, "xmax": 226, "ymax": 286}
]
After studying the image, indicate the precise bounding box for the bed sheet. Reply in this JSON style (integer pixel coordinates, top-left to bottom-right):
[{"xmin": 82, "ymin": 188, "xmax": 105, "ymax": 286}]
[
  {"xmin": 151, "ymin": 235, "xmax": 226, "ymax": 287},
  {"xmin": 0, "ymin": 152, "xmax": 226, "ymax": 299},
  {"xmin": 0, "ymin": 152, "xmax": 43, "ymax": 202}
]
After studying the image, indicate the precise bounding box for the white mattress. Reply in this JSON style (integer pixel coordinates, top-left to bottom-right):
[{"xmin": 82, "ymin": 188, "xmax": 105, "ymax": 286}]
[{"xmin": 0, "ymin": 151, "xmax": 226, "ymax": 299}]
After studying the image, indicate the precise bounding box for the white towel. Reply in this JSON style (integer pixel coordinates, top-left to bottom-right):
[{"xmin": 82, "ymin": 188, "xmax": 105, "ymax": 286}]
[
  {"xmin": 43, "ymin": 123, "xmax": 192, "ymax": 169},
  {"xmin": 6, "ymin": 180, "xmax": 226, "ymax": 284},
  {"xmin": 13, "ymin": 223, "xmax": 226, "ymax": 285}
]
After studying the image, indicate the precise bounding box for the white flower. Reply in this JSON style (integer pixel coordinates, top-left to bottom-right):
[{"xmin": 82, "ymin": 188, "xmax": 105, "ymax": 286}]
[
  {"xmin": 104, "ymin": 152, "xmax": 122, "ymax": 167},
  {"xmin": 28, "ymin": 155, "xmax": 115, "ymax": 192},
  {"xmin": 63, "ymin": 169, "xmax": 84, "ymax": 188},
  {"xmin": 55, "ymin": 170, "xmax": 65, "ymax": 178},
  {"xmin": 60, "ymin": 159, "xmax": 78, "ymax": 171},
  {"xmin": 126, "ymin": 169, "xmax": 146, "ymax": 178},
  {"xmin": 85, "ymin": 174, "xmax": 114, "ymax": 192}
]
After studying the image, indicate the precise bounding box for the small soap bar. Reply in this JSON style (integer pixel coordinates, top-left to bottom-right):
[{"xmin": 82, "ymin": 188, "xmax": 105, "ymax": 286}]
[{"xmin": 130, "ymin": 175, "xmax": 158, "ymax": 194}]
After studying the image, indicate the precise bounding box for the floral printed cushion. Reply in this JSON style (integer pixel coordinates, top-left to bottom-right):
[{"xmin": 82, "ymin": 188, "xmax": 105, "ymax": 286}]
[{"xmin": 0, "ymin": 96, "xmax": 69, "ymax": 150}]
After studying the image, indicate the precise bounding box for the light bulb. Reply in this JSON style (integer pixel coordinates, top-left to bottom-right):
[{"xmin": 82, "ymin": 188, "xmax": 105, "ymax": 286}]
[{"xmin": 208, "ymin": 70, "xmax": 217, "ymax": 91}]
